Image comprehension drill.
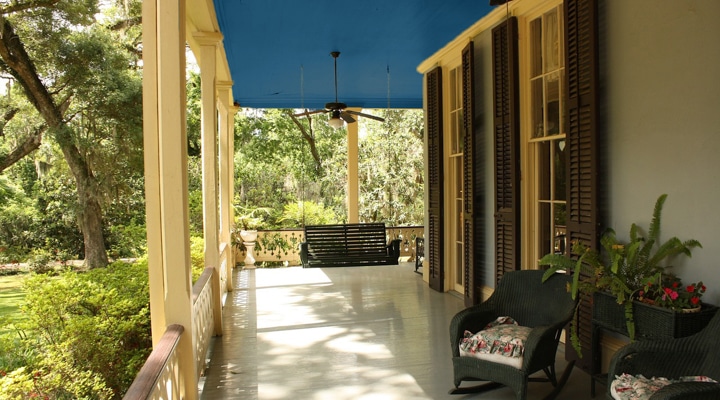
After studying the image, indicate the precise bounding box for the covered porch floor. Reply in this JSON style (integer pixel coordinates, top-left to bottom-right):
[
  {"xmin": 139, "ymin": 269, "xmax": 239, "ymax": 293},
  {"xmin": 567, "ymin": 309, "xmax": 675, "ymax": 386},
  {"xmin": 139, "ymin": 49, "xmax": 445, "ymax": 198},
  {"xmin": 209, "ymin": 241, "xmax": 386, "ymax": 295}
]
[{"xmin": 200, "ymin": 264, "xmax": 600, "ymax": 399}]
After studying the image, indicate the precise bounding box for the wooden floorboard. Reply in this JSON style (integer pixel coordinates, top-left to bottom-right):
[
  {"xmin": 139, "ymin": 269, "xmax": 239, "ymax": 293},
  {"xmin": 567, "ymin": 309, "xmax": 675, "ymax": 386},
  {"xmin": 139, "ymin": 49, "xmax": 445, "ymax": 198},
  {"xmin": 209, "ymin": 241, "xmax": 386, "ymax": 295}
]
[{"xmin": 199, "ymin": 264, "xmax": 600, "ymax": 399}]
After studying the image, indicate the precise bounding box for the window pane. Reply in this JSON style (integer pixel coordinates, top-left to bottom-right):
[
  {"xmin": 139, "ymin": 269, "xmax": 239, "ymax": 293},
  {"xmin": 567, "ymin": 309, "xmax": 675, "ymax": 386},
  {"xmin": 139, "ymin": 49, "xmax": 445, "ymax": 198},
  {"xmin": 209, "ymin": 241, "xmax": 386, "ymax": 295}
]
[
  {"xmin": 537, "ymin": 141, "xmax": 550, "ymax": 201},
  {"xmin": 554, "ymin": 203, "xmax": 567, "ymax": 254},
  {"xmin": 530, "ymin": 18, "xmax": 542, "ymax": 77},
  {"xmin": 458, "ymin": 109, "xmax": 465, "ymax": 152},
  {"xmin": 531, "ymin": 78, "xmax": 544, "ymax": 138},
  {"xmin": 545, "ymin": 71, "xmax": 561, "ymax": 136},
  {"xmin": 543, "ymin": 9, "xmax": 560, "ymax": 72},
  {"xmin": 538, "ymin": 202, "xmax": 551, "ymax": 255},
  {"xmin": 554, "ymin": 140, "xmax": 566, "ymax": 200}
]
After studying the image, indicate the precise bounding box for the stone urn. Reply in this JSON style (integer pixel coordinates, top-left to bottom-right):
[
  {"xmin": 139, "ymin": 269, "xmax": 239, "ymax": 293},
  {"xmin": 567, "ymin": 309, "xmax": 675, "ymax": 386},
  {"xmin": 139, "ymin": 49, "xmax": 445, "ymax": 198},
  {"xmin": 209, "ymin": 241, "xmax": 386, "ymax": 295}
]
[{"xmin": 240, "ymin": 230, "xmax": 258, "ymax": 268}]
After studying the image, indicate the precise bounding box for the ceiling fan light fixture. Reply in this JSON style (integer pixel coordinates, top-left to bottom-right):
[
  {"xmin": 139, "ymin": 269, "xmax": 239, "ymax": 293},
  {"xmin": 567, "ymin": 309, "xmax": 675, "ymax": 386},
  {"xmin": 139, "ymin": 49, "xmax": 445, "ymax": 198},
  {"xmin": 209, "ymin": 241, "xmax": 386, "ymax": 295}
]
[{"xmin": 328, "ymin": 116, "xmax": 344, "ymax": 129}]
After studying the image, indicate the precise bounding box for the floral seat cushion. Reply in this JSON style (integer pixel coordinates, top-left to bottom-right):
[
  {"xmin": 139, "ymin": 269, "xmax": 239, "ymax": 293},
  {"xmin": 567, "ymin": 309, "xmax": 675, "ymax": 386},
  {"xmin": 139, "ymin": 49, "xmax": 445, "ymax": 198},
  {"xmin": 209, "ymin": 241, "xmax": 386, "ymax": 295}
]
[
  {"xmin": 458, "ymin": 316, "xmax": 531, "ymax": 369},
  {"xmin": 610, "ymin": 373, "xmax": 718, "ymax": 400}
]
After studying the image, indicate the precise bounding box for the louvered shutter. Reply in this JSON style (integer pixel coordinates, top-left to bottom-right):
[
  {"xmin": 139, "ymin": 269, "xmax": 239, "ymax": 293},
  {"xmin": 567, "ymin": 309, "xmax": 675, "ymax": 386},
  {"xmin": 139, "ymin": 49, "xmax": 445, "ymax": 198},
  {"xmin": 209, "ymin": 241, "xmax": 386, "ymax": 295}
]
[
  {"xmin": 461, "ymin": 42, "xmax": 478, "ymax": 306},
  {"xmin": 564, "ymin": 0, "xmax": 600, "ymax": 371},
  {"xmin": 427, "ymin": 66, "xmax": 444, "ymax": 292},
  {"xmin": 492, "ymin": 17, "xmax": 520, "ymax": 285}
]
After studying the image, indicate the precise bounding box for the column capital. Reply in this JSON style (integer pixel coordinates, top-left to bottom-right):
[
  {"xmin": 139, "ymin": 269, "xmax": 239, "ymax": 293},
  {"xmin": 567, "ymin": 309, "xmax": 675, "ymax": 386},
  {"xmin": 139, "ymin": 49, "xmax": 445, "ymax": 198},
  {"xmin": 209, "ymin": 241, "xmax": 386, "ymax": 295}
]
[{"xmin": 192, "ymin": 31, "xmax": 223, "ymax": 46}]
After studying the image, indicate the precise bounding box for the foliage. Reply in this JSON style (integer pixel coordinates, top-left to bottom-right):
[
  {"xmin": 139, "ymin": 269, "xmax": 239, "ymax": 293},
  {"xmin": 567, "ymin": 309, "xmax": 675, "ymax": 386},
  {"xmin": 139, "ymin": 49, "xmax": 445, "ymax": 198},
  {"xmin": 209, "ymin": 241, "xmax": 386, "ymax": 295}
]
[
  {"xmin": 234, "ymin": 205, "xmax": 273, "ymax": 230},
  {"xmin": 541, "ymin": 194, "xmax": 701, "ymax": 350},
  {"xmin": 279, "ymin": 201, "xmax": 339, "ymax": 227},
  {"xmin": 0, "ymin": 261, "xmax": 151, "ymax": 399},
  {"xmin": 27, "ymin": 249, "xmax": 55, "ymax": 275},
  {"xmin": 0, "ymin": 0, "xmax": 144, "ymax": 268},
  {"xmin": 358, "ymin": 109, "xmax": 425, "ymax": 225},
  {"xmin": 190, "ymin": 236, "xmax": 206, "ymax": 283}
]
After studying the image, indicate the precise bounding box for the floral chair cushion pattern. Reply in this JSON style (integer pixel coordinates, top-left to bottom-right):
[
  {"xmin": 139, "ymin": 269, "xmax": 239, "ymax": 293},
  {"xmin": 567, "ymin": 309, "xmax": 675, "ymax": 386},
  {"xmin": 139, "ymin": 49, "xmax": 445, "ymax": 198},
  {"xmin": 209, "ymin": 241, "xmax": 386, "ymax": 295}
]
[
  {"xmin": 610, "ymin": 373, "xmax": 718, "ymax": 400},
  {"xmin": 458, "ymin": 316, "xmax": 531, "ymax": 369}
]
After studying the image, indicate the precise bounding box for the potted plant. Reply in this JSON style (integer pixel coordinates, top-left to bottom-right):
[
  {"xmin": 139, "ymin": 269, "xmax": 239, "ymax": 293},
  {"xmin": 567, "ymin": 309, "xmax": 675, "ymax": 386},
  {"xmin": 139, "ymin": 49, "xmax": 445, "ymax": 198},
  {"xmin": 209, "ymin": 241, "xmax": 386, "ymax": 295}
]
[
  {"xmin": 233, "ymin": 206, "xmax": 272, "ymax": 243},
  {"xmin": 540, "ymin": 194, "xmax": 709, "ymax": 354}
]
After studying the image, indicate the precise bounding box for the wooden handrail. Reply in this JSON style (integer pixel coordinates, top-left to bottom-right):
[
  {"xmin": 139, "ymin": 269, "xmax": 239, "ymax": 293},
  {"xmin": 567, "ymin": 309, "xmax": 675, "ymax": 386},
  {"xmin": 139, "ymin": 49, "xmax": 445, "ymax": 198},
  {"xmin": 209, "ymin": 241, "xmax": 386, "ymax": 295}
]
[{"xmin": 123, "ymin": 324, "xmax": 184, "ymax": 400}]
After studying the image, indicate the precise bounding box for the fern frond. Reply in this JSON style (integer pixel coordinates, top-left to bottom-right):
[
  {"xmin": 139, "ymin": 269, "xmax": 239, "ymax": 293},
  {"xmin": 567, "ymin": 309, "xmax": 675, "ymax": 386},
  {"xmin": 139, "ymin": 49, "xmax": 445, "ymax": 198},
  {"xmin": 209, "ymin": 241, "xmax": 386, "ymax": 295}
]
[{"xmin": 648, "ymin": 193, "xmax": 668, "ymax": 243}]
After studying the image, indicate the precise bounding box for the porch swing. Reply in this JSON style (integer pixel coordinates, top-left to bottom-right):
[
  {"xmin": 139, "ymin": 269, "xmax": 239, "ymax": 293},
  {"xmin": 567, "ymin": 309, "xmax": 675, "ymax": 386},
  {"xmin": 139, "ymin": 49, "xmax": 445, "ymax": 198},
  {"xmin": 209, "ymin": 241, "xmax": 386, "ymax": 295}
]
[{"xmin": 296, "ymin": 62, "xmax": 401, "ymax": 268}]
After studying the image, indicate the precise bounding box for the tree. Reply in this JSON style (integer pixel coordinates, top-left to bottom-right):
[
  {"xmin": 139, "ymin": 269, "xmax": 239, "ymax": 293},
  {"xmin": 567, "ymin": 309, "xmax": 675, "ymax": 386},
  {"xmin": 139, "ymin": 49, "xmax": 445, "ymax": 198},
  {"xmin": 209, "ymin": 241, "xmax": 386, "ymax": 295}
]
[
  {"xmin": 0, "ymin": 1, "xmax": 143, "ymax": 268},
  {"xmin": 358, "ymin": 109, "xmax": 424, "ymax": 225}
]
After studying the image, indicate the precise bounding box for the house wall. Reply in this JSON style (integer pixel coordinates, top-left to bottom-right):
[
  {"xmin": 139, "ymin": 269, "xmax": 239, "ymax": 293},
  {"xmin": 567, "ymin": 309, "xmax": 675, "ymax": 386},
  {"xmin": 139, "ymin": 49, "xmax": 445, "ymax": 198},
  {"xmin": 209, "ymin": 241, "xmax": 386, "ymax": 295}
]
[
  {"xmin": 421, "ymin": 0, "xmax": 720, "ymax": 302},
  {"xmin": 602, "ymin": 0, "xmax": 720, "ymax": 304}
]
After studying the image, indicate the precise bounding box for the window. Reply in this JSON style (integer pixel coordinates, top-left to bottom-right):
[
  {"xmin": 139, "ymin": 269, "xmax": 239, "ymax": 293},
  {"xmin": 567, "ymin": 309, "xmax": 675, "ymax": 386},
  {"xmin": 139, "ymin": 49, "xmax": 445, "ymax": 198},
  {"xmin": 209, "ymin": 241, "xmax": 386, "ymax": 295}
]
[
  {"xmin": 449, "ymin": 66, "xmax": 464, "ymax": 293},
  {"xmin": 528, "ymin": 5, "xmax": 566, "ymax": 264}
]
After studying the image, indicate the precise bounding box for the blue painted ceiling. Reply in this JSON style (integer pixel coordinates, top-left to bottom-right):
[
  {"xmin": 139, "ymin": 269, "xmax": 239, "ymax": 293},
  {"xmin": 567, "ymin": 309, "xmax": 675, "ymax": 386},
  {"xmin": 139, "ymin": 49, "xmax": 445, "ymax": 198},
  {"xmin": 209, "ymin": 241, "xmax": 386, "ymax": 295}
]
[{"xmin": 212, "ymin": 0, "xmax": 494, "ymax": 110}]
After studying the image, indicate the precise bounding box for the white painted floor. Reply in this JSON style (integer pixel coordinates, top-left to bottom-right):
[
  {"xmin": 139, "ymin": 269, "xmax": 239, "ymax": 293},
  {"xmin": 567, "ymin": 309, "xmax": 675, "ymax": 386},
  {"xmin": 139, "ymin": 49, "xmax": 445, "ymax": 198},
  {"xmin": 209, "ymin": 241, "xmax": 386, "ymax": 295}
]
[{"xmin": 200, "ymin": 264, "xmax": 602, "ymax": 399}]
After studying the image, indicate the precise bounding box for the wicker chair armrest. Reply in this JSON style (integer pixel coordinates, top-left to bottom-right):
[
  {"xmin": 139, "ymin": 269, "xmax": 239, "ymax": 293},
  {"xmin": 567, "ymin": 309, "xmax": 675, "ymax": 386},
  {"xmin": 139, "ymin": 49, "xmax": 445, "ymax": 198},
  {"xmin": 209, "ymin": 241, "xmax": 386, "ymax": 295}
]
[
  {"xmin": 449, "ymin": 304, "xmax": 497, "ymax": 357},
  {"xmin": 650, "ymin": 382, "xmax": 720, "ymax": 400},
  {"xmin": 522, "ymin": 324, "xmax": 563, "ymax": 371},
  {"xmin": 608, "ymin": 340, "xmax": 707, "ymax": 381}
]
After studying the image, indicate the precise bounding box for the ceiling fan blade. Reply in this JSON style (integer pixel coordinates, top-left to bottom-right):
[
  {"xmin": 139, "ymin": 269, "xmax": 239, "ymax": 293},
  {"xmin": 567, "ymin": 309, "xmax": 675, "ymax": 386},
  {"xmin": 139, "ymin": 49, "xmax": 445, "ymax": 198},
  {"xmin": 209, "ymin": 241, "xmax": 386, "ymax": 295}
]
[
  {"xmin": 339, "ymin": 112, "xmax": 356, "ymax": 123},
  {"xmin": 292, "ymin": 109, "xmax": 326, "ymax": 118},
  {"xmin": 344, "ymin": 110, "xmax": 385, "ymax": 122}
]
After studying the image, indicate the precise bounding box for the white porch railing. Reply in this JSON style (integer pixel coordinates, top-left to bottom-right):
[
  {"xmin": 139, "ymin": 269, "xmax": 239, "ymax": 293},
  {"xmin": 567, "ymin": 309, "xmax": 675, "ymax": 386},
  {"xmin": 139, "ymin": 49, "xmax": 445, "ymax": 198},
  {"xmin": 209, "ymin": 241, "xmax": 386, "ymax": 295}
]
[
  {"xmin": 123, "ymin": 265, "xmax": 218, "ymax": 399},
  {"xmin": 123, "ymin": 324, "xmax": 185, "ymax": 400}
]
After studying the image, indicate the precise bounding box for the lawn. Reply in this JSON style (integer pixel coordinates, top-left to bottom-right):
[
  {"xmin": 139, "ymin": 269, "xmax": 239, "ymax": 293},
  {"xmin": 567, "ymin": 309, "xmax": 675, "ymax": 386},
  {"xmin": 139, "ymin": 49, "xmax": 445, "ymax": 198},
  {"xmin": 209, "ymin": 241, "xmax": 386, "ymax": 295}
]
[{"xmin": 0, "ymin": 273, "xmax": 26, "ymax": 334}]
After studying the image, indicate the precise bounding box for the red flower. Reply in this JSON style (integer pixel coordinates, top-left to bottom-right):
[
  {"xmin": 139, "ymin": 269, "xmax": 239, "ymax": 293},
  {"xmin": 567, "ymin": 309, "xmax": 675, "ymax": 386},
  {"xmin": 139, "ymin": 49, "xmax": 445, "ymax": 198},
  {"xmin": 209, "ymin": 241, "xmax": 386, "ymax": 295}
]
[
  {"xmin": 687, "ymin": 285, "xmax": 696, "ymax": 293},
  {"xmin": 672, "ymin": 282, "xmax": 679, "ymax": 288},
  {"xmin": 691, "ymin": 296, "xmax": 700, "ymax": 305},
  {"xmin": 702, "ymin": 285, "xmax": 707, "ymax": 291},
  {"xmin": 664, "ymin": 287, "xmax": 673, "ymax": 295}
]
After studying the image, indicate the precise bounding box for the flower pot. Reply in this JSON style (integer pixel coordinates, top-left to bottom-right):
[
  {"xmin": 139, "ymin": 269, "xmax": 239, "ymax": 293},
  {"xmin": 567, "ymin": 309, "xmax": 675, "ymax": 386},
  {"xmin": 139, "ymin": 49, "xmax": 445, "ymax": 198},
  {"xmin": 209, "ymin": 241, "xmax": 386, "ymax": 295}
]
[
  {"xmin": 240, "ymin": 230, "xmax": 258, "ymax": 243},
  {"xmin": 592, "ymin": 291, "xmax": 718, "ymax": 340}
]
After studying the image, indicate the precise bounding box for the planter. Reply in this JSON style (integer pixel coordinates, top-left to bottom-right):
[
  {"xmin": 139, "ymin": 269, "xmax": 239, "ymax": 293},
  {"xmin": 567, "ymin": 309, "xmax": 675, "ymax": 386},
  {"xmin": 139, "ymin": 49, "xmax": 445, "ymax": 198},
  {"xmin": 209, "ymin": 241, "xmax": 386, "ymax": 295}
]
[
  {"xmin": 592, "ymin": 291, "xmax": 718, "ymax": 340},
  {"xmin": 240, "ymin": 230, "xmax": 258, "ymax": 243}
]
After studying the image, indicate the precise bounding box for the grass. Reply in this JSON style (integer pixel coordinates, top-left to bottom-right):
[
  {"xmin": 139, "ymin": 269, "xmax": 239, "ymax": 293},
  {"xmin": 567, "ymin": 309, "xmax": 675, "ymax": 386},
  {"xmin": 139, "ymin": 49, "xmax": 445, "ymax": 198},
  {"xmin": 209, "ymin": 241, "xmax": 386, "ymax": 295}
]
[{"xmin": 0, "ymin": 273, "xmax": 26, "ymax": 334}]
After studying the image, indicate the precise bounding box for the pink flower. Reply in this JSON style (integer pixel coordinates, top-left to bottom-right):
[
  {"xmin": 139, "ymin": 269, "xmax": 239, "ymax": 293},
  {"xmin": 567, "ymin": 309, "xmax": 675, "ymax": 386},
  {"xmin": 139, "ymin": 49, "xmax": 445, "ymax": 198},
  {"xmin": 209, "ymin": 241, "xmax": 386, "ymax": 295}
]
[{"xmin": 670, "ymin": 291, "xmax": 679, "ymax": 300}]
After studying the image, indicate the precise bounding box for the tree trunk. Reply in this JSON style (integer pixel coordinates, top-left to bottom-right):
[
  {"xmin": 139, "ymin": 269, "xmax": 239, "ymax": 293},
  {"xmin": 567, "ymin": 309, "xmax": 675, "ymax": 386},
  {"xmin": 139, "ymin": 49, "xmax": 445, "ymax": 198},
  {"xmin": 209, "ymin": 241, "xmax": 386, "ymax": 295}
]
[{"xmin": 0, "ymin": 16, "xmax": 109, "ymax": 268}]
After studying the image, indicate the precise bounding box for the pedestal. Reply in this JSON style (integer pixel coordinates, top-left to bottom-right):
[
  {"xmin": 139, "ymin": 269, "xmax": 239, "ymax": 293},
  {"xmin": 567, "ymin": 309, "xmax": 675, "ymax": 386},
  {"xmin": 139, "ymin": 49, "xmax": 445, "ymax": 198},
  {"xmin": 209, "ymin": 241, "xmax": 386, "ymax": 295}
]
[{"xmin": 243, "ymin": 241, "xmax": 256, "ymax": 269}]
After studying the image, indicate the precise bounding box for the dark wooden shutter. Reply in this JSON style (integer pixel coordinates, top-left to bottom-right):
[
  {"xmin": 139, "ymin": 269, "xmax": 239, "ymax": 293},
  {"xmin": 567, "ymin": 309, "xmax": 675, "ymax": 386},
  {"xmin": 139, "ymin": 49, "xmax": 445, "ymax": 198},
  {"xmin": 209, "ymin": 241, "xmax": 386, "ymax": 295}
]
[
  {"xmin": 427, "ymin": 66, "xmax": 444, "ymax": 292},
  {"xmin": 564, "ymin": 0, "xmax": 600, "ymax": 372},
  {"xmin": 461, "ymin": 42, "xmax": 477, "ymax": 307},
  {"xmin": 492, "ymin": 17, "xmax": 520, "ymax": 285}
]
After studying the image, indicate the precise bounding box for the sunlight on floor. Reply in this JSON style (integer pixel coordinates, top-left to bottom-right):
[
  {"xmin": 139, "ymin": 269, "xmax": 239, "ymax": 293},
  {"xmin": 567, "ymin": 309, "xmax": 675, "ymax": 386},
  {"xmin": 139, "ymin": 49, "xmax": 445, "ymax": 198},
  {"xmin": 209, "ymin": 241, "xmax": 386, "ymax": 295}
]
[{"xmin": 254, "ymin": 267, "xmax": 431, "ymax": 399}]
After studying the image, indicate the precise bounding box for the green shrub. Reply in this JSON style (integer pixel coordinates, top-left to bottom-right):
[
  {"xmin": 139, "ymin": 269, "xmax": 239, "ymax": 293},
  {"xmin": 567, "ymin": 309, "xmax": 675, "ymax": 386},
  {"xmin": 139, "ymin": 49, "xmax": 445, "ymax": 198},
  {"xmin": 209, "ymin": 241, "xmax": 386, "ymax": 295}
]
[
  {"xmin": 190, "ymin": 236, "xmax": 205, "ymax": 282},
  {"xmin": 0, "ymin": 261, "xmax": 151, "ymax": 399},
  {"xmin": 27, "ymin": 249, "xmax": 55, "ymax": 275},
  {"xmin": 107, "ymin": 222, "xmax": 147, "ymax": 259}
]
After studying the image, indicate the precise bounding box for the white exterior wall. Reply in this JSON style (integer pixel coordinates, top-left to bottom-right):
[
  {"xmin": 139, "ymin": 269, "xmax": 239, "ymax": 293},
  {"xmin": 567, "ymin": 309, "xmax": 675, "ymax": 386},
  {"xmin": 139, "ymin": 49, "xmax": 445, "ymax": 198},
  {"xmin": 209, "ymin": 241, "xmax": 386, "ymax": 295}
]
[{"xmin": 603, "ymin": 0, "xmax": 720, "ymax": 303}]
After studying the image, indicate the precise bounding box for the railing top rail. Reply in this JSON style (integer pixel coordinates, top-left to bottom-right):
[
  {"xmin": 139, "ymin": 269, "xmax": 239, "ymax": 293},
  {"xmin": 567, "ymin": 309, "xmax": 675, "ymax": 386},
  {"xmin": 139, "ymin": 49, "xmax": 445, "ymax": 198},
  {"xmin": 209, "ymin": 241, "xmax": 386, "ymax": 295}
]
[
  {"xmin": 123, "ymin": 324, "xmax": 184, "ymax": 400},
  {"xmin": 192, "ymin": 267, "xmax": 214, "ymax": 304}
]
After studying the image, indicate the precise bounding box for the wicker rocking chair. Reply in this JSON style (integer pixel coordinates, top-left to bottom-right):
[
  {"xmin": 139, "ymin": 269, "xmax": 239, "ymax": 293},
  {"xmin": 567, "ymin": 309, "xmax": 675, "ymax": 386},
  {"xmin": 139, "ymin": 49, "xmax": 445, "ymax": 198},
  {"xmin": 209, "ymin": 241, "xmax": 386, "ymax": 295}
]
[
  {"xmin": 449, "ymin": 269, "xmax": 577, "ymax": 400},
  {"xmin": 606, "ymin": 310, "xmax": 720, "ymax": 400}
]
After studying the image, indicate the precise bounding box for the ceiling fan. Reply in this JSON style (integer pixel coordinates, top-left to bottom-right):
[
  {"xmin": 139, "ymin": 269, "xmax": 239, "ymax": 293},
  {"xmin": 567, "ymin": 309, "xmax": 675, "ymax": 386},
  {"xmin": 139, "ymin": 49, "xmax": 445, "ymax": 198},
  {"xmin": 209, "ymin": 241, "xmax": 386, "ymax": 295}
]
[{"xmin": 293, "ymin": 51, "xmax": 385, "ymax": 129}]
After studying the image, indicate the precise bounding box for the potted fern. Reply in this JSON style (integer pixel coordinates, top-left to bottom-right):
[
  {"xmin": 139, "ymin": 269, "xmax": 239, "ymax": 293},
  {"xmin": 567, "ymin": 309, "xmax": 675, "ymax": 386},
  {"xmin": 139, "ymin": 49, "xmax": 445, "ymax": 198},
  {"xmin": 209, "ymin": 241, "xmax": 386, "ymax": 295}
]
[{"xmin": 540, "ymin": 194, "xmax": 713, "ymax": 355}]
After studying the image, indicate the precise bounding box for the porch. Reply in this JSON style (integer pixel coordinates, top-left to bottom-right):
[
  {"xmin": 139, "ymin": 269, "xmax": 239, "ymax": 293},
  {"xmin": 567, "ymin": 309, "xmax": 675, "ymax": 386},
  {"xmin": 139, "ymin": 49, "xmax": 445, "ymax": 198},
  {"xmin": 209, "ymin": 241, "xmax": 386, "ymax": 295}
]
[{"xmin": 198, "ymin": 264, "xmax": 598, "ymax": 399}]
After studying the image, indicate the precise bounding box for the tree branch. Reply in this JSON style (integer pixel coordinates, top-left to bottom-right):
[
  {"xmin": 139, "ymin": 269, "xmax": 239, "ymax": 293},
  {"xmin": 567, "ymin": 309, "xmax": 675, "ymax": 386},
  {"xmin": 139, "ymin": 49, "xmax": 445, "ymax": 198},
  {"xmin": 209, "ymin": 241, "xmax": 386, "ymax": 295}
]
[
  {"xmin": 0, "ymin": 124, "xmax": 44, "ymax": 174},
  {"xmin": 288, "ymin": 111, "xmax": 322, "ymax": 173}
]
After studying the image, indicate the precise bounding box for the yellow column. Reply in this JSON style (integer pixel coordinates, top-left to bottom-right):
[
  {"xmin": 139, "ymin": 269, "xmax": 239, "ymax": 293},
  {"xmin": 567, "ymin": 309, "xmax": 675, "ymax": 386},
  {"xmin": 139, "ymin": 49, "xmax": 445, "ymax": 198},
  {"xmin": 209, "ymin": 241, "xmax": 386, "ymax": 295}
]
[
  {"xmin": 194, "ymin": 31, "xmax": 223, "ymax": 336},
  {"xmin": 217, "ymin": 81, "xmax": 235, "ymax": 292},
  {"xmin": 347, "ymin": 112, "xmax": 360, "ymax": 223},
  {"xmin": 142, "ymin": 0, "xmax": 197, "ymax": 397}
]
